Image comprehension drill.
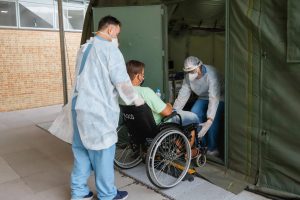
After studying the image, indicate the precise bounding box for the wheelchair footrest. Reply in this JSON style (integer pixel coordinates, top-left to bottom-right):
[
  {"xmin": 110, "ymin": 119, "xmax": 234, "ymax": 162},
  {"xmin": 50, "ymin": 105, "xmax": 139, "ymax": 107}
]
[{"xmin": 182, "ymin": 174, "xmax": 194, "ymax": 182}]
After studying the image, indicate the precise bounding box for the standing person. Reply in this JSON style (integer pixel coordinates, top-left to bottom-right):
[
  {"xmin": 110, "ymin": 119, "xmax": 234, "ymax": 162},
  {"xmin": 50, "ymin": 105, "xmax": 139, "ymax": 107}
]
[
  {"xmin": 173, "ymin": 56, "xmax": 224, "ymax": 157},
  {"xmin": 71, "ymin": 16, "xmax": 144, "ymax": 200}
]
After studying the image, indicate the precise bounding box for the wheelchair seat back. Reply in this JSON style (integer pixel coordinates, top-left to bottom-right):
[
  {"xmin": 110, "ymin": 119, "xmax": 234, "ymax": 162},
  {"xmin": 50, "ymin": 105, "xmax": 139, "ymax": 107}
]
[{"xmin": 120, "ymin": 104, "xmax": 158, "ymax": 144}]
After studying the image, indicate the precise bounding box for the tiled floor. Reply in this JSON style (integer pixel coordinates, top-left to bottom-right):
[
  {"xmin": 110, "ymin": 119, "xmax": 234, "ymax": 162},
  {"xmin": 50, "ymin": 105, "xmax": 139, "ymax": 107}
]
[{"xmin": 0, "ymin": 105, "xmax": 166, "ymax": 200}]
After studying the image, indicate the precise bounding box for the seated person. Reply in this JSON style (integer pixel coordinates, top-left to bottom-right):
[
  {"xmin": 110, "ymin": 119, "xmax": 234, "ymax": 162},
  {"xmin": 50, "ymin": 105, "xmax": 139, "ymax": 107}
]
[{"xmin": 125, "ymin": 60, "xmax": 200, "ymax": 158}]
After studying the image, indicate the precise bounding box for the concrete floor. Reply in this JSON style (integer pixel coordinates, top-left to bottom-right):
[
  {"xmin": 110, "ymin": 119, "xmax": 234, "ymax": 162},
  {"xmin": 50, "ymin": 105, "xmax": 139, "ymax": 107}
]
[
  {"xmin": 0, "ymin": 105, "xmax": 269, "ymax": 200},
  {"xmin": 0, "ymin": 105, "xmax": 166, "ymax": 200}
]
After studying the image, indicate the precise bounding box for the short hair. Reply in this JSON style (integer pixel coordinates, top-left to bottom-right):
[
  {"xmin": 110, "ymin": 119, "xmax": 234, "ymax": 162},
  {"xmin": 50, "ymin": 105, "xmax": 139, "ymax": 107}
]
[
  {"xmin": 126, "ymin": 60, "xmax": 145, "ymax": 81},
  {"xmin": 98, "ymin": 15, "xmax": 121, "ymax": 31}
]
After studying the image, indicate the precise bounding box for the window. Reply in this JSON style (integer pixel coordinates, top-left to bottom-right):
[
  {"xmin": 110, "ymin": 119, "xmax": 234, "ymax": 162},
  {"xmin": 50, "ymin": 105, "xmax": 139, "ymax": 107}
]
[
  {"xmin": 55, "ymin": 0, "xmax": 84, "ymax": 31},
  {"xmin": 65, "ymin": 7, "xmax": 84, "ymax": 30},
  {"xmin": 0, "ymin": 1, "xmax": 17, "ymax": 27},
  {"xmin": 0, "ymin": 0, "xmax": 88, "ymax": 31},
  {"xmin": 19, "ymin": 1, "xmax": 54, "ymax": 28}
]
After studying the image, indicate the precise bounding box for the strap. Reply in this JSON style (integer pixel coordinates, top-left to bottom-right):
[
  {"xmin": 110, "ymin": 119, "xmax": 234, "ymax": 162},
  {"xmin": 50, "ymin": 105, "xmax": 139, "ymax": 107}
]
[
  {"xmin": 74, "ymin": 43, "xmax": 92, "ymax": 94},
  {"xmin": 201, "ymin": 65, "xmax": 207, "ymax": 75},
  {"xmin": 78, "ymin": 44, "xmax": 92, "ymax": 75}
]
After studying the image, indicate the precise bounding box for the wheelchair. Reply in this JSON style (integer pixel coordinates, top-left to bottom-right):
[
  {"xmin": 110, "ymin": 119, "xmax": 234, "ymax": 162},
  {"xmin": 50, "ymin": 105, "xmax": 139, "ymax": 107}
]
[{"xmin": 114, "ymin": 104, "xmax": 207, "ymax": 189}]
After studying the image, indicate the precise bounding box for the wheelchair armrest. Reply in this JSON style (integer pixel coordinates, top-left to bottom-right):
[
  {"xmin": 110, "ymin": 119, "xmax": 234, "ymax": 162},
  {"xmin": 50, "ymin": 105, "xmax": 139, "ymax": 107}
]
[
  {"xmin": 161, "ymin": 111, "xmax": 177, "ymax": 123},
  {"xmin": 161, "ymin": 111, "xmax": 182, "ymax": 126}
]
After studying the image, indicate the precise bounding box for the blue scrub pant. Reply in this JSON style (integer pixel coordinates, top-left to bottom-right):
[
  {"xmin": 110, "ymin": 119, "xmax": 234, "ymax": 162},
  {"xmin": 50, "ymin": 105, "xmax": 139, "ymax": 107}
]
[
  {"xmin": 191, "ymin": 99, "xmax": 224, "ymax": 151},
  {"xmin": 71, "ymin": 98, "xmax": 117, "ymax": 200}
]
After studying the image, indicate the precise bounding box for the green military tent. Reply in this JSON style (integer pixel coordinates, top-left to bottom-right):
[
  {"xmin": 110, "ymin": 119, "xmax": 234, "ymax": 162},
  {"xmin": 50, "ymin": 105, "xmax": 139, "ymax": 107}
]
[{"xmin": 80, "ymin": 0, "xmax": 300, "ymax": 198}]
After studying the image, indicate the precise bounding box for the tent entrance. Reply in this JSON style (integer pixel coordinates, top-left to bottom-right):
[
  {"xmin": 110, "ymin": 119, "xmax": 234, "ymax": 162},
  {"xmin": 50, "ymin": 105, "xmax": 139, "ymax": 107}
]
[
  {"xmin": 167, "ymin": 0, "xmax": 226, "ymax": 164},
  {"xmin": 92, "ymin": 2, "xmax": 226, "ymax": 164}
]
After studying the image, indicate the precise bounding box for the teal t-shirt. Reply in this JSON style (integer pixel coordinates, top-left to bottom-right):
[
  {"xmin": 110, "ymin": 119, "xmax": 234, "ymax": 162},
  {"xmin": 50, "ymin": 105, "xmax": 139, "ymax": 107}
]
[{"xmin": 134, "ymin": 86, "xmax": 166, "ymax": 124}]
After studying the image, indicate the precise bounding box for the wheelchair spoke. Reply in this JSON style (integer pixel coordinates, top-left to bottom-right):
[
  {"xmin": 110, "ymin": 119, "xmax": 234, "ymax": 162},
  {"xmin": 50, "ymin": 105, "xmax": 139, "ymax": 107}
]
[
  {"xmin": 153, "ymin": 159, "xmax": 164, "ymax": 168},
  {"xmin": 114, "ymin": 125, "xmax": 142, "ymax": 169},
  {"xmin": 121, "ymin": 148, "xmax": 130, "ymax": 163},
  {"xmin": 157, "ymin": 160, "xmax": 171, "ymax": 177},
  {"xmin": 146, "ymin": 129, "xmax": 191, "ymax": 188},
  {"xmin": 116, "ymin": 146, "xmax": 129, "ymax": 162}
]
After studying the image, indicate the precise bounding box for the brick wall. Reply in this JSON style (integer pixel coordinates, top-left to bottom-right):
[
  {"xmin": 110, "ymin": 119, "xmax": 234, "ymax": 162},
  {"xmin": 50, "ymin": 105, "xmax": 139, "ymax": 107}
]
[{"xmin": 0, "ymin": 29, "xmax": 81, "ymax": 111}]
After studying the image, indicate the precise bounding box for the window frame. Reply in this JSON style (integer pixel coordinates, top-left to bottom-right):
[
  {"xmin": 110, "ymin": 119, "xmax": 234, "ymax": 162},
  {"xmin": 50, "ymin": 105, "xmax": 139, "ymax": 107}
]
[
  {"xmin": 18, "ymin": 0, "xmax": 55, "ymax": 30},
  {"xmin": 0, "ymin": 0, "xmax": 88, "ymax": 32},
  {"xmin": 0, "ymin": 0, "xmax": 18, "ymax": 28}
]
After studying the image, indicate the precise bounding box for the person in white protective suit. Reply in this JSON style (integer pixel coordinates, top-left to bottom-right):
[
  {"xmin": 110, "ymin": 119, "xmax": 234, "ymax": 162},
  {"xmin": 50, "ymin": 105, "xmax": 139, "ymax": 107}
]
[
  {"xmin": 70, "ymin": 16, "xmax": 144, "ymax": 200},
  {"xmin": 173, "ymin": 56, "xmax": 224, "ymax": 157}
]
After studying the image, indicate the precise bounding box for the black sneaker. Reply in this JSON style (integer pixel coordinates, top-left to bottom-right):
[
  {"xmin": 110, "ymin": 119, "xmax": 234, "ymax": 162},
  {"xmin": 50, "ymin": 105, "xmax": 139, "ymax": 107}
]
[
  {"xmin": 113, "ymin": 190, "xmax": 128, "ymax": 200},
  {"xmin": 83, "ymin": 191, "xmax": 94, "ymax": 200}
]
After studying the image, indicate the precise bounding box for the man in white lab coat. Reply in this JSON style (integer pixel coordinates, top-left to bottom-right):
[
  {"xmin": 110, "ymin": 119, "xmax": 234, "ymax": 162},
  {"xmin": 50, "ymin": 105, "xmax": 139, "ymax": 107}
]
[{"xmin": 70, "ymin": 16, "xmax": 144, "ymax": 200}]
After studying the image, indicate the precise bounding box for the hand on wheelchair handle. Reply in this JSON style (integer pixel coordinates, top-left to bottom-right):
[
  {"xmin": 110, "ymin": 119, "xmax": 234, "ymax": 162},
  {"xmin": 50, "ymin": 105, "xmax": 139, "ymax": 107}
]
[
  {"xmin": 198, "ymin": 120, "xmax": 213, "ymax": 138},
  {"xmin": 134, "ymin": 97, "xmax": 145, "ymax": 106}
]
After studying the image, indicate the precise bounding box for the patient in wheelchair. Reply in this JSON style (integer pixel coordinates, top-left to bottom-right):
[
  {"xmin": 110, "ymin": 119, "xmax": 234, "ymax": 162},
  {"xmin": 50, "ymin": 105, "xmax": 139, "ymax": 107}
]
[{"xmin": 124, "ymin": 60, "xmax": 201, "ymax": 158}]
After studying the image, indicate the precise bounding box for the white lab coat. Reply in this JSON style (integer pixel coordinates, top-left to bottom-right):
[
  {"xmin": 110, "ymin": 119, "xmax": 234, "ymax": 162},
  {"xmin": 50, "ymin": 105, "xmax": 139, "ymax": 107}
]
[
  {"xmin": 73, "ymin": 36, "xmax": 138, "ymax": 150},
  {"xmin": 173, "ymin": 65, "xmax": 224, "ymax": 120}
]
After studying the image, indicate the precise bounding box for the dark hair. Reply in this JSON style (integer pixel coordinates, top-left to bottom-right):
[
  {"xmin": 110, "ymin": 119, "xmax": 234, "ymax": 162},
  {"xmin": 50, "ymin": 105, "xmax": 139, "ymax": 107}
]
[
  {"xmin": 126, "ymin": 60, "xmax": 145, "ymax": 81},
  {"xmin": 98, "ymin": 15, "xmax": 121, "ymax": 31}
]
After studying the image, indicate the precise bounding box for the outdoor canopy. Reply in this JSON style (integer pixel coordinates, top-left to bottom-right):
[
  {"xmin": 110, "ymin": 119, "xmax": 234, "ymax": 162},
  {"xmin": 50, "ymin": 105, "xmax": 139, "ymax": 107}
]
[{"xmin": 79, "ymin": 0, "xmax": 300, "ymax": 198}]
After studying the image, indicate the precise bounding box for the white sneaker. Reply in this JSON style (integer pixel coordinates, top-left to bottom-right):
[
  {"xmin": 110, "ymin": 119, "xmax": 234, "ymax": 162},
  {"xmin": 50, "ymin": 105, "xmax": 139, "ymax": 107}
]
[{"xmin": 207, "ymin": 150, "xmax": 219, "ymax": 157}]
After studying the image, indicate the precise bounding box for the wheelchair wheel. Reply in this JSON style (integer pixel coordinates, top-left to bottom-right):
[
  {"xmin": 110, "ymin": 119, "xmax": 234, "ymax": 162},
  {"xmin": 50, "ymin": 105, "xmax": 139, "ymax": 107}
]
[
  {"xmin": 195, "ymin": 153, "xmax": 206, "ymax": 167},
  {"xmin": 146, "ymin": 127, "xmax": 191, "ymax": 188},
  {"xmin": 114, "ymin": 125, "xmax": 143, "ymax": 169}
]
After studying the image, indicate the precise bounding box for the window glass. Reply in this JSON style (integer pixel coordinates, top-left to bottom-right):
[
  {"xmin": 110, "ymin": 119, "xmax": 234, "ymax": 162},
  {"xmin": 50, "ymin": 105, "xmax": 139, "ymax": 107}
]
[
  {"xmin": 55, "ymin": 6, "xmax": 84, "ymax": 30},
  {"xmin": 55, "ymin": 6, "xmax": 68, "ymax": 29},
  {"xmin": 0, "ymin": 0, "xmax": 87, "ymax": 30},
  {"xmin": 67, "ymin": 7, "xmax": 84, "ymax": 30},
  {"xmin": 0, "ymin": 1, "xmax": 17, "ymax": 27},
  {"xmin": 19, "ymin": 0, "xmax": 53, "ymax": 4},
  {"xmin": 19, "ymin": 2, "xmax": 54, "ymax": 28}
]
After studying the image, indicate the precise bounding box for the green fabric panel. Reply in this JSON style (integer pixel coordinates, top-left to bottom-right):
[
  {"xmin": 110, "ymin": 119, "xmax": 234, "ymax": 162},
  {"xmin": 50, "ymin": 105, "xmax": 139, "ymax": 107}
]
[
  {"xmin": 228, "ymin": 0, "xmax": 300, "ymax": 197},
  {"xmin": 287, "ymin": 0, "xmax": 300, "ymax": 62},
  {"xmin": 81, "ymin": 0, "xmax": 162, "ymax": 45},
  {"xmin": 249, "ymin": 185, "xmax": 300, "ymax": 199},
  {"xmin": 92, "ymin": 5, "xmax": 167, "ymax": 96},
  {"xmin": 258, "ymin": 0, "xmax": 300, "ymax": 196},
  {"xmin": 227, "ymin": 0, "xmax": 260, "ymax": 180}
]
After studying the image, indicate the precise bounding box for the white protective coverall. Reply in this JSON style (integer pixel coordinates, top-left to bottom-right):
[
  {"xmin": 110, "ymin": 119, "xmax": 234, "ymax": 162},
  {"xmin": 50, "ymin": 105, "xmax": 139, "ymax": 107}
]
[
  {"xmin": 173, "ymin": 65, "xmax": 224, "ymax": 120},
  {"xmin": 73, "ymin": 35, "xmax": 142, "ymax": 150}
]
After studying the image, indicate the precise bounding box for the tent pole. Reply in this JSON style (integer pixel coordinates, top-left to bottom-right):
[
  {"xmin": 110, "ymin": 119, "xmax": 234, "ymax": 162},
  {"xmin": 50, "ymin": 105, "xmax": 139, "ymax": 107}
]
[{"xmin": 57, "ymin": 0, "xmax": 68, "ymax": 105}]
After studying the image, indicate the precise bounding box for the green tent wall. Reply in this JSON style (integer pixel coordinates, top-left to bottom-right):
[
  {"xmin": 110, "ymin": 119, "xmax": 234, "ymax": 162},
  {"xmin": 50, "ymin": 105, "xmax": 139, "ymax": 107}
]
[
  {"xmin": 80, "ymin": 0, "xmax": 300, "ymax": 198},
  {"xmin": 226, "ymin": 0, "xmax": 300, "ymax": 198}
]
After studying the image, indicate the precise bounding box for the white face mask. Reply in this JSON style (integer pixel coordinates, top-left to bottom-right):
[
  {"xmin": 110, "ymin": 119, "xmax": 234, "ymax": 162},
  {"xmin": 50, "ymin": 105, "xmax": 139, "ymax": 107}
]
[
  {"xmin": 99, "ymin": 31, "xmax": 119, "ymax": 47},
  {"xmin": 188, "ymin": 73, "xmax": 198, "ymax": 81},
  {"xmin": 111, "ymin": 37, "xmax": 119, "ymax": 47}
]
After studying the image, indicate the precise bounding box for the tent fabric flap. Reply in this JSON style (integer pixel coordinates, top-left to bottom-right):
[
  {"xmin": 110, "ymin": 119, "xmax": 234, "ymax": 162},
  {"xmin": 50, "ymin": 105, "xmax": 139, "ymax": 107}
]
[
  {"xmin": 287, "ymin": 0, "xmax": 300, "ymax": 63},
  {"xmin": 228, "ymin": 0, "xmax": 300, "ymax": 198}
]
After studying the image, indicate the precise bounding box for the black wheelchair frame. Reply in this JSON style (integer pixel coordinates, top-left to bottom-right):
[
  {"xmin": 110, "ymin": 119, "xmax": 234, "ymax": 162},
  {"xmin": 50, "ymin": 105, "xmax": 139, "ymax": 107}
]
[{"xmin": 114, "ymin": 104, "xmax": 206, "ymax": 189}]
